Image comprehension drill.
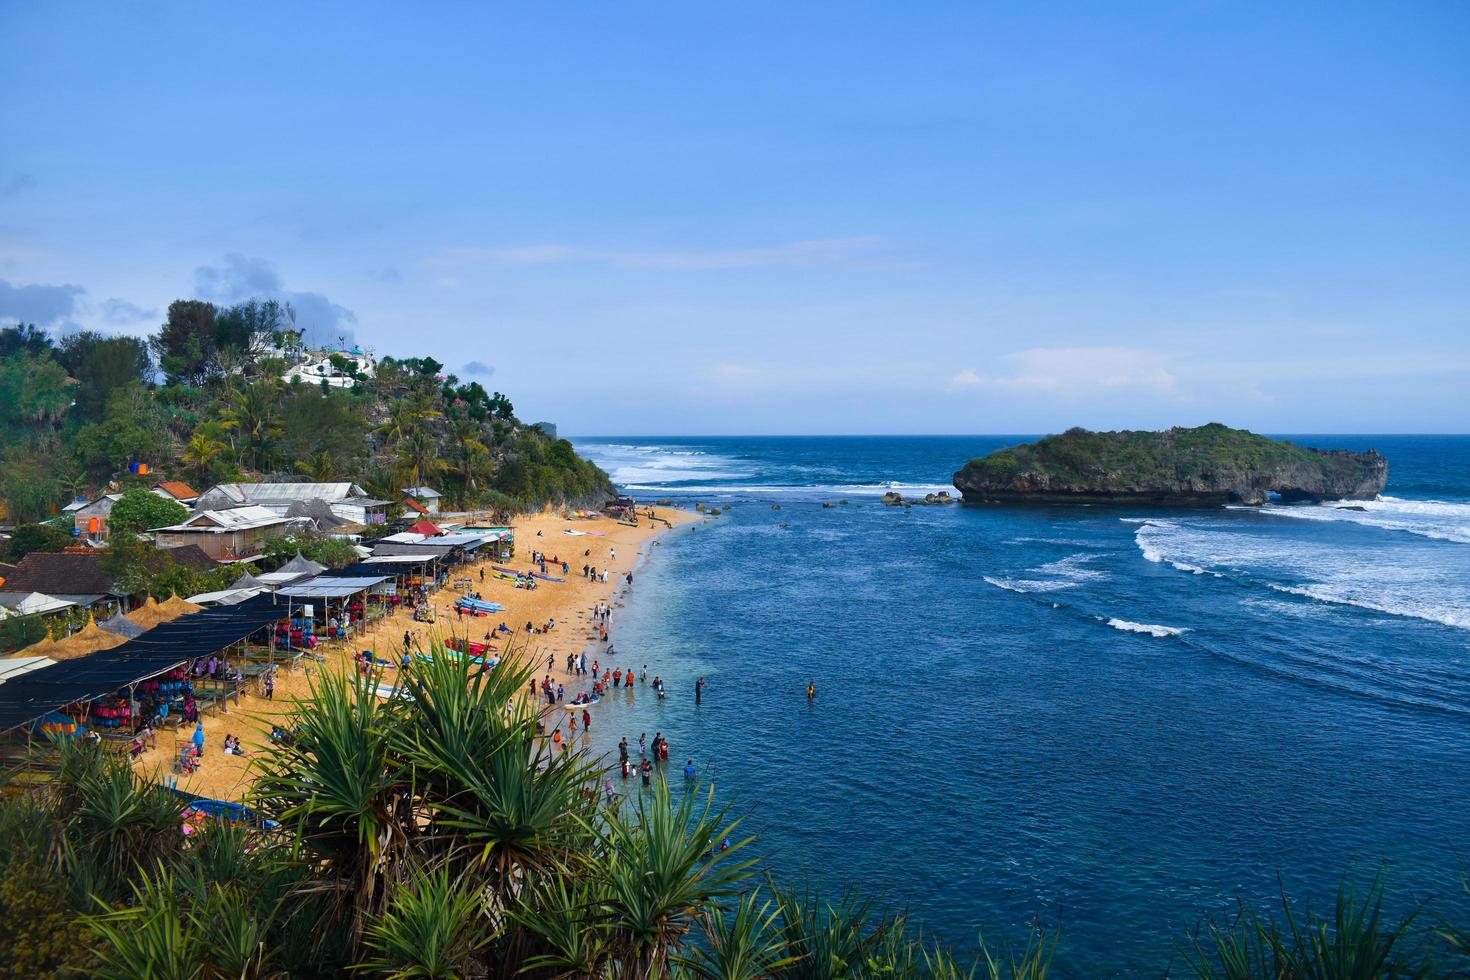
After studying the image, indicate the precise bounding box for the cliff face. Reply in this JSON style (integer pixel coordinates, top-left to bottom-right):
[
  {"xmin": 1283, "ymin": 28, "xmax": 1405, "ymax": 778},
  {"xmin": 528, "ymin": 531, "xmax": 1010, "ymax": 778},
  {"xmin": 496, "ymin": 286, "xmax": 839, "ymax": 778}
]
[{"xmin": 953, "ymin": 424, "xmax": 1387, "ymax": 506}]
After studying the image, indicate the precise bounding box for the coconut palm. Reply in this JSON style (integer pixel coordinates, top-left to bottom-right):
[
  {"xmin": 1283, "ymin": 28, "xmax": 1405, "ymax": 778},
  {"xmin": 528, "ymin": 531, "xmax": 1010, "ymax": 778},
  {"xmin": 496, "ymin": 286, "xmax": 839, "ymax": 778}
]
[
  {"xmin": 182, "ymin": 429, "xmax": 226, "ymax": 485},
  {"xmin": 296, "ymin": 448, "xmax": 342, "ymax": 483},
  {"xmin": 218, "ymin": 382, "xmax": 283, "ymax": 472},
  {"xmin": 397, "ymin": 427, "xmax": 445, "ymax": 491}
]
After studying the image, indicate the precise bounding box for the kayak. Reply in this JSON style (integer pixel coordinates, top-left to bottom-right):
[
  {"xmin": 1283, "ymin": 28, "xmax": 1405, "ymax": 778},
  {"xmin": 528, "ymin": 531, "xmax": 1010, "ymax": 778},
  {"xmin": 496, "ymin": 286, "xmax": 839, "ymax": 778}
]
[
  {"xmin": 454, "ymin": 596, "xmax": 505, "ymax": 613},
  {"xmin": 417, "ymin": 651, "xmax": 499, "ymax": 668},
  {"xmin": 492, "ymin": 565, "xmax": 564, "ymax": 583},
  {"xmin": 446, "ymin": 637, "xmax": 497, "ymax": 655}
]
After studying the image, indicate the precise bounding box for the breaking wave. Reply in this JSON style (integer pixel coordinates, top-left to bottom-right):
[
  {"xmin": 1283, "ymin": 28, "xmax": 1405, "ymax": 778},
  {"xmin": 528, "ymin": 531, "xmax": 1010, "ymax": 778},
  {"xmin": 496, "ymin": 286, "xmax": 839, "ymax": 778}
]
[{"xmin": 1106, "ymin": 618, "xmax": 1187, "ymax": 637}]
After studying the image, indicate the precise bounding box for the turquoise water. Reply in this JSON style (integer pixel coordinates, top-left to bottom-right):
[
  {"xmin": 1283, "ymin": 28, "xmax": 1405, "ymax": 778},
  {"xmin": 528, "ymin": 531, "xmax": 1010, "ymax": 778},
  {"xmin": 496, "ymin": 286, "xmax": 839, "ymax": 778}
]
[{"xmin": 569, "ymin": 435, "xmax": 1470, "ymax": 975}]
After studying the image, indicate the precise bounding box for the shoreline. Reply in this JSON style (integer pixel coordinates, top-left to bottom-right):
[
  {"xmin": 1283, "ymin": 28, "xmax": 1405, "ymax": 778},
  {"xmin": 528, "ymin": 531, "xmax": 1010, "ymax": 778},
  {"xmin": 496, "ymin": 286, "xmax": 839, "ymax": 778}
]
[{"xmin": 134, "ymin": 506, "xmax": 697, "ymax": 801}]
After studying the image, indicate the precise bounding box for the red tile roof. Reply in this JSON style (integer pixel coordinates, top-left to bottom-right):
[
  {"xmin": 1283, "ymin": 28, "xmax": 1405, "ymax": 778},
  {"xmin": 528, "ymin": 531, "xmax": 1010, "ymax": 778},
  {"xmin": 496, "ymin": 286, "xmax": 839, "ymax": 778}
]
[{"xmin": 154, "ymin": 480, "xmax": 200, "ymax": 500}]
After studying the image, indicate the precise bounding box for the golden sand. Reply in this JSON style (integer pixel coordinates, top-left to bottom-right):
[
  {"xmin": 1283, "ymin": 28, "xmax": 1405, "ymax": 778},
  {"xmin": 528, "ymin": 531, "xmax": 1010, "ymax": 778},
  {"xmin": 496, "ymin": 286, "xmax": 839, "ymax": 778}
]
[{"xmin": 134, "ymin": 508, "xmax": 695, "ymax": 801}]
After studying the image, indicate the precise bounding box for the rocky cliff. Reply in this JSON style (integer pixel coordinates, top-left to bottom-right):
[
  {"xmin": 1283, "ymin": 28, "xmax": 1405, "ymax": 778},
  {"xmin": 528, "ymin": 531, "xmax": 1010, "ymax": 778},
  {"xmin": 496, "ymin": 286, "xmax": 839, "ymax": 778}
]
[{"xmin": 953, "ymin": 424, "xmax": 1387, "ymax": 506}]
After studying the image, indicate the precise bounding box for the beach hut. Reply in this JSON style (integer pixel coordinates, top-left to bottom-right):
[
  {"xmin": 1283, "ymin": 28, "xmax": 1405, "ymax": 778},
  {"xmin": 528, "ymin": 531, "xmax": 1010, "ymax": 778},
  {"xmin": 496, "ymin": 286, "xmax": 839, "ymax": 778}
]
[{"xmin": 406, "ymin": 520, "xmax": 444, "ymax": 537}]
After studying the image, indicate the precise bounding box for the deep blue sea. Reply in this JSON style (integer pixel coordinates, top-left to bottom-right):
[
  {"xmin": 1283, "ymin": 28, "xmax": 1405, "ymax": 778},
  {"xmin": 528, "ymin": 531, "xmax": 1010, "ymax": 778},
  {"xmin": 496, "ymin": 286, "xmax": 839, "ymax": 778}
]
[{"xmin": 568, "ymin": 435, "xmax": 1470, "ymax": 976}]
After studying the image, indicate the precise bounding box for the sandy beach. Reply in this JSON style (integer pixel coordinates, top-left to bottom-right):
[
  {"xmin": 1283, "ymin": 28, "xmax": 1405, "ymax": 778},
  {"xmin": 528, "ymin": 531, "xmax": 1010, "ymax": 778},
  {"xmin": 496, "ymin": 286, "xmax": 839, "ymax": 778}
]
[{"xmin": 135, "ymin": 507, "xmax": 695, "ymax": 801}]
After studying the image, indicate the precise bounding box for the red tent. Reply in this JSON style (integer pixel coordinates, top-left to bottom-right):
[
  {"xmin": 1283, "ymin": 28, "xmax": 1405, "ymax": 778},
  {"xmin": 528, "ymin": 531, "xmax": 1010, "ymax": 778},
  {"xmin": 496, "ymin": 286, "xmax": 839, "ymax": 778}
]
[{"xmin": 406, "ymin": 520, "xmax": 444, "ymax": 536}]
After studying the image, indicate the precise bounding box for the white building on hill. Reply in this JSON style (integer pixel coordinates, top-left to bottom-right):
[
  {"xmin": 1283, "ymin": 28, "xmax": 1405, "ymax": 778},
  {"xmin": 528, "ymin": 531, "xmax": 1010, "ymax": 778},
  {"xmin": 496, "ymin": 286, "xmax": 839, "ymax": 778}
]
[{"xmin": 281, "ymin": 345, "xmax": 377, "ymax": 388}]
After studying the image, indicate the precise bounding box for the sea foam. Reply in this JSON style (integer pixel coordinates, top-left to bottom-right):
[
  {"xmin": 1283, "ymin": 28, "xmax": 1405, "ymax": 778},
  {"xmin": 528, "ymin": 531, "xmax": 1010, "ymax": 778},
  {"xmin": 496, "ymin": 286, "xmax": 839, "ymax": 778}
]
[{"xmin": 1106, "ymin": 618, "xmax": 1187, "ymax": 637}]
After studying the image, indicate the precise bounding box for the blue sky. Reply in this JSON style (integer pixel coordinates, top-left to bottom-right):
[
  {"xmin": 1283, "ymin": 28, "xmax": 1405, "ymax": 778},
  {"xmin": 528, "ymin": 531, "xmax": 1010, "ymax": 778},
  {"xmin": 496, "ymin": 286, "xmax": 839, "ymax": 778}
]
[{"xmin": 2, "ymin": 2, "xmax": 1466, "ymax": 434}]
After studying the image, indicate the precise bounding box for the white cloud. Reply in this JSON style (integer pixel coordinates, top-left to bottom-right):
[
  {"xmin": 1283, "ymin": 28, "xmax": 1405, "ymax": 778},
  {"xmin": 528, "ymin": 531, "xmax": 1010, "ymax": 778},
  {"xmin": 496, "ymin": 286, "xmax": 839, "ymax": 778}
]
[
  {"xmin": 947, "ymin": 368, "xmax": 982, "ymax": 390},
  {"xmin": 951, "ymin": 347, "xmax": 1178, "ymax": 396},
  {"xmin": 424, "ymin": 237, "xmax": 884, "ymax": 272}
]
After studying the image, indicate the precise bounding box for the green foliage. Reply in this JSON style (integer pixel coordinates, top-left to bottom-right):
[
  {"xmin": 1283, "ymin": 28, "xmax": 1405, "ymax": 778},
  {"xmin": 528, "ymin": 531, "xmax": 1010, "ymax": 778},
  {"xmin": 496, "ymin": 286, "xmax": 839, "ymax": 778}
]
[
  {"xmin": 73, "ymin": 383, "xmax": 172, "ymax": 481},
  {"xmin": 492, "ymin": 432, "xmax": 612, "ymax": 509},
  {"xmin": 3, "ymin": 521, "xmax": 72, "ymax": 561},
  {"xmin": 57, "ymin": 331, "xmax": 153, "ymax": 422},
  {"xmin": 961, "ymin": 424, "xmax": 1383, "ymax": 499},
  {"xmin": 151, "ymin": 299, "xmax": 219, "ymax": 386},
  {"xmin": 0, "ymin": 292, "xmax": 612, "ymax": 551},
  {"xmin": 107, "ymin": 488, "xmax": 188, "ymax": 536},
  {"xmin": 1186, "ymin": 875, "xmax": 1434, "ymax": 979}
]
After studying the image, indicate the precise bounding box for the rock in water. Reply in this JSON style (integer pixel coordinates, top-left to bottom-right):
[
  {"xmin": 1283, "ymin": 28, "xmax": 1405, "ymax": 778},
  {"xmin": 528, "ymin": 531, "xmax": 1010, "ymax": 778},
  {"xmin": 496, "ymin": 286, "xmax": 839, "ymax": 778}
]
[{"xmin": 953, "ymin": 424, "xmax": 1387, "ymax": 506}]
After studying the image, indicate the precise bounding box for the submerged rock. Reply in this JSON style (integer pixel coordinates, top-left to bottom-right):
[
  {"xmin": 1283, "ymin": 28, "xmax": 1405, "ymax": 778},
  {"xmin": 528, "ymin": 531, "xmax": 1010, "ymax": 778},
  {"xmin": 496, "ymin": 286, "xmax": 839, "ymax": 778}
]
[{"xmin": 953, "ymin": 424, "xmax": 1387, "ymax": 507}]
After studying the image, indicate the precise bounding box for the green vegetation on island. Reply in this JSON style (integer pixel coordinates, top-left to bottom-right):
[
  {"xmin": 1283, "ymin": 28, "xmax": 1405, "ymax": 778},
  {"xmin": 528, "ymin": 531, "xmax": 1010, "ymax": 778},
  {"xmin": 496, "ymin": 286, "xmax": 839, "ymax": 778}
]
[{"xmin": 953, "ymin": 424, "xmax": 1388, "ymax": 506}]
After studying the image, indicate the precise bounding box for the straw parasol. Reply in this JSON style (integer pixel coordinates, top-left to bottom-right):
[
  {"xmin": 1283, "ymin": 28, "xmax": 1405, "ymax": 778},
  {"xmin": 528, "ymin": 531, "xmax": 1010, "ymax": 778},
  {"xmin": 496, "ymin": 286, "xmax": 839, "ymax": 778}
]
[
  {"xmin": 156, "ymin": 594, "xmax": 203, "ymax": 620},
  {"xmin": 9, "ymin": 633, "xmax": 64, "ymax": 658},
  {"xmin": 47, "ymin": 615, "xmax": 127, "ymax": 661},
  {"xmin": 127, "ymin": 596, "xmax": 171, "ymax": 629}
]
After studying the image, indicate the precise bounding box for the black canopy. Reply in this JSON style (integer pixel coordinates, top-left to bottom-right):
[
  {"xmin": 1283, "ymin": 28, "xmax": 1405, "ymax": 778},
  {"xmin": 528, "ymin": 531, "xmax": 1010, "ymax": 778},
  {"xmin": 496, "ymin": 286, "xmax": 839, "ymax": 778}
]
[{"xmin": 0, "ymin": 594, "xmax": 285, "ymax": 735}]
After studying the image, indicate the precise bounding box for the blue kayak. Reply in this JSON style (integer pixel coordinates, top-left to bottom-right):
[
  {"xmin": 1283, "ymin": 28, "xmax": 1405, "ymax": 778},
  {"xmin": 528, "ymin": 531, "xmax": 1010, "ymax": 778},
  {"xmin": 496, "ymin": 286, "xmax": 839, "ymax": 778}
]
[{"xmin": 454, "ymin": 595, "xmax": 505, "ymax": 613}]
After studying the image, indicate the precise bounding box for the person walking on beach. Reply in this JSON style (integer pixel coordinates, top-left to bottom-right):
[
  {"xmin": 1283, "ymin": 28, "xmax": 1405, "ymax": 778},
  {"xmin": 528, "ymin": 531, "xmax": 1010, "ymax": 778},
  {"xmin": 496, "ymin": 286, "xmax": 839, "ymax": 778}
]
[
  {"xmin": 582, "ymin": 708, "xmax": 591, "ymax": 731},
  {"xmin": 263, "ymin": 667, "xmax": 275, "ymax": 700}
]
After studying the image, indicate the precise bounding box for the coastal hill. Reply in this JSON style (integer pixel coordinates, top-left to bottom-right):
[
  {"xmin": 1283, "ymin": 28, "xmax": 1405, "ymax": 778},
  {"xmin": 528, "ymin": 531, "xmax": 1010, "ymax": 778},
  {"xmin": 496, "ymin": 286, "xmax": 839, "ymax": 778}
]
[{"xmin": 953, "ymin": 424, "xmax": 1387, "ymax": 506}]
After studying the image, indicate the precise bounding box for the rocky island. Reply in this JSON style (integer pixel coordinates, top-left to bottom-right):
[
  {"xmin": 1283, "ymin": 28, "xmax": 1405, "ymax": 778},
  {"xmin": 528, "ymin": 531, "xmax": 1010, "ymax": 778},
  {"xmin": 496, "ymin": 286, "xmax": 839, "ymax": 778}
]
[{"xmin": 953, "ymin": 424, "xmax": 1387, "ymax": 506}]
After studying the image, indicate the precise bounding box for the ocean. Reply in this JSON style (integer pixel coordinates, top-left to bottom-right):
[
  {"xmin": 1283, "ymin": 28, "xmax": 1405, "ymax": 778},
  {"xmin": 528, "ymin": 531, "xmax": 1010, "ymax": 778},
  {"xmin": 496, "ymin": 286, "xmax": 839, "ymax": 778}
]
[{"xmin": 568, "ymin": 435, "xmax": 1470, "ymax": 976}]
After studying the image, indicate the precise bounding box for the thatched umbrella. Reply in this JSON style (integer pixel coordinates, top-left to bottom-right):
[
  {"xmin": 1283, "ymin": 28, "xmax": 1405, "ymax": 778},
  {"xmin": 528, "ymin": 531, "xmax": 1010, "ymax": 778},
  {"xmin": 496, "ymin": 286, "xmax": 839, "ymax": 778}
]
[
  {"xmin": 127, "ymin": 596, "xmax": 171, "ymax": 629},
  {"xmin": 47, "ymin": 616, "xmax": 127, "ymax": 661},
  {"xmin": 156, "ymin": 595, "xmax": 203, "ymax": 621}
]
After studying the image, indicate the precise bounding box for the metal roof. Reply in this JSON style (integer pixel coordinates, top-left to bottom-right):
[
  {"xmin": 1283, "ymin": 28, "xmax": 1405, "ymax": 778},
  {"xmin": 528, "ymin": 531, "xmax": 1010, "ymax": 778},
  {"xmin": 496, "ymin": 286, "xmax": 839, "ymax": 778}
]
[
  {"xmin": 155, "ymin": 506, "xmax": 296, "ymax": 533},
  {"xmin": 273, "ymin": 574, "xmax": 390, "ymax": 599}
]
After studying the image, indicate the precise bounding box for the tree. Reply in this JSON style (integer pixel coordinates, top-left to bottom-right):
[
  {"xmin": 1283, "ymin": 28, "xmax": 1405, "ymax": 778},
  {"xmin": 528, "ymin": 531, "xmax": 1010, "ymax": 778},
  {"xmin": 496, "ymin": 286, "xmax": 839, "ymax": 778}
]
[
  {"xmin": 150, "ymin": 300, "xmax": 217, "ymax": 386},
  {"xmin": 181, "ymin": 428, "xmax": 227, "ymax": 485},
  {"xmin": 106, "ymin": 488, "xmax": 188, "ymax": 537},
  {"xmin": 73, "ymin": 384, "xmax": 170, "ymax": 481},
  {"xmin": 214, "ymin": 298, "xmax": 291, "ymax": 362},
  {"xmin": 396, "ymin": 428, "xmax": 443, "ymax": 490},
  {"xmin": 57, "ymin": 332, "xmax": 153, "ymax": 421},
  {"xmin": 218, "ymin": 382, "xmax": 282, "ymax": 472},
  {"xmin": 0, "ymin": 323, "xmax": 55, "ymax": 358},
  {"xmin": 3, "ymin": 522, "xmax": 71, "ymax": 562}
]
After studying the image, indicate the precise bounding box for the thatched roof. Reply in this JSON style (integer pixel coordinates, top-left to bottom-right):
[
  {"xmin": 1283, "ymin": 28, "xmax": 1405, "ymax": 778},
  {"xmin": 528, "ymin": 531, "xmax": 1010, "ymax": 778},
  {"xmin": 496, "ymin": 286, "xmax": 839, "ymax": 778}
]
[
  {"xmin": 157, "ymin": 595, "xmax": 203, "ymax": 620},
  {"xmin": 127, "ymin": 596, "xmax": 170, "ymax": 629},
  {"xmin": 47, "ymin": 617, "xmax": 127, "ymax": 661}
]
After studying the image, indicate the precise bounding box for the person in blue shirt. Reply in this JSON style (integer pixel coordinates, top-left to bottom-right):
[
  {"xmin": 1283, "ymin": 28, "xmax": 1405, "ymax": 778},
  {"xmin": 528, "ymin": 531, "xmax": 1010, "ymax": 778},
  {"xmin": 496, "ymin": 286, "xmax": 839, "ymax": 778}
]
[{"xmin": 683, "ymin": 759, "xmax": 697, "ymax": 781}]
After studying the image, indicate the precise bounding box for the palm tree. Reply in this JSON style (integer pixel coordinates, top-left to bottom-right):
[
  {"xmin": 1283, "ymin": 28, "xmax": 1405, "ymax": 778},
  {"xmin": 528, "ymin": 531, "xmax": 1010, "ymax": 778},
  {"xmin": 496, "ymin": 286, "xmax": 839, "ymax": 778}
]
[
  {"xmin": 182, "ymin": 430, "xmax": 225, "ymax": 485},
  {"xmin": 296, "ymin": 448, "xmax": 341, "ymax": 483},
  {"xmin": 218, "ymin": 383, "xmax": 283, "ymax": 472},
  {"xmin": 397, "ymin": 428, "xmax": 444, "ymax": 491}
]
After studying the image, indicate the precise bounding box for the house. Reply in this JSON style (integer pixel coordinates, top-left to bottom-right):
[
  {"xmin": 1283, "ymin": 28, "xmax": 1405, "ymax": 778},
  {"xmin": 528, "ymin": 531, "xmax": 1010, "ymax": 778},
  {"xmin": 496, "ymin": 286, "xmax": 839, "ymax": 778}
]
[
  {"xmin": 194, "ymin": 483, "xmax": 390, "ymax": 525},
  {"xmin": 401, "ymin": 486, "xmax": 443, "ymax": 514},
  {"xmin": 68, "ymin": 493, "xmax": 123, "ymax": 542},
  {"xmin": 281, "ymin": 345, "xmax": 377, "ymax": 389},
  {"xmin": 0, "ymin": 548, "xmax": 123, "ymax": 610},
  {"xmin": 151, "ymin": 480, "xmax": 200, "ymax": 506},
  {"xmin": 151, "ymin": 505, "xmax": 301, "ymax": 561}
]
